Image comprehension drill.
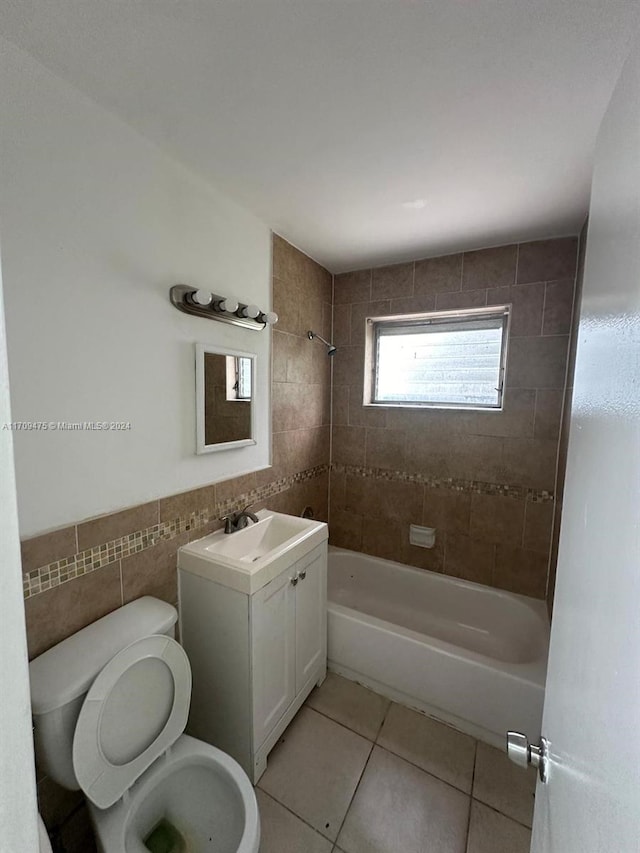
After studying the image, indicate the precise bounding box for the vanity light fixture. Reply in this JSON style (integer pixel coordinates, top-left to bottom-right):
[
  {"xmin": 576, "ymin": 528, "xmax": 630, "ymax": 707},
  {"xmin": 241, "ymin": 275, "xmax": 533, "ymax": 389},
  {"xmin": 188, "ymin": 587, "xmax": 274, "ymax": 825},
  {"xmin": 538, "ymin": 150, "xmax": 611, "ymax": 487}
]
[{"xmin": 169, "ymin": 284, "xmax": 278, "ymax": 331}]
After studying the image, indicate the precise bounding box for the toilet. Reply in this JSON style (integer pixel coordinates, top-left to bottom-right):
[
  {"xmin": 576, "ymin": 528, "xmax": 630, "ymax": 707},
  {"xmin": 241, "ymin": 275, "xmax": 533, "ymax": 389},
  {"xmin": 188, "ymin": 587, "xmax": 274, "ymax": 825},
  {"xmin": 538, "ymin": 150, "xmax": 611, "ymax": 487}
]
[{"xmin": 29, "ymin": 596, "xmax": 260, "ymax": 853}]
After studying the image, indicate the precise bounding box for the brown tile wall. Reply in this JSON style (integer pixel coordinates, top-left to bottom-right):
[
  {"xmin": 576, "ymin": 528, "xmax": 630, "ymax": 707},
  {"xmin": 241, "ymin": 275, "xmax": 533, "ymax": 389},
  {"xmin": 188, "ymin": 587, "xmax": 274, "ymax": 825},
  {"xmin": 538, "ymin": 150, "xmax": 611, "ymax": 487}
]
[
  {"xmin": 546, "ymin": 221, "xmax": 588, "ymax": 613},
  {"xmin": 330, "ymin": 237, "xmax": 579, "ymax": 599},
  {"xmin": 264, "ymin": 235, "xmax": 332, "ymax": 502},
  {"xmin": 21, "ymin": 466, "xmax": 327, "ymax": 658}
]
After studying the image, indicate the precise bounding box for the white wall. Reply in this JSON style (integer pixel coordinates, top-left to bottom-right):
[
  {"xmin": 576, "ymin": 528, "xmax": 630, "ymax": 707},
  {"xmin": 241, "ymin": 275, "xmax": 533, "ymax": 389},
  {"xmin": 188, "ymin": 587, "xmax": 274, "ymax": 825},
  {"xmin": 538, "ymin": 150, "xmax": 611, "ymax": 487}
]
[
  {"xmin": 0, "ymin": 244, "xmax": 39, "ymax": 851},
  {"xmin": 0, "ymin": 38, "xmax": 272, "ymax": 537}
]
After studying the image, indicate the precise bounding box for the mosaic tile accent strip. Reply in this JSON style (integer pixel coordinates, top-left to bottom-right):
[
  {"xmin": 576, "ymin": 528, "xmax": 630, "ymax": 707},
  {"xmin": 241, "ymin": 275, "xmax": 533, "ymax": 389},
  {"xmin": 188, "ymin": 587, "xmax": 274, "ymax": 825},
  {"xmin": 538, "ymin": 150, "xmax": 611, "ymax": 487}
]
[
  {"xmin": 331, "ymin": 463, "xmax": 554, "ymax": 503},
  {"xmin": 23, "ymin": 464, "xmax": 329, "ymax": 600}
]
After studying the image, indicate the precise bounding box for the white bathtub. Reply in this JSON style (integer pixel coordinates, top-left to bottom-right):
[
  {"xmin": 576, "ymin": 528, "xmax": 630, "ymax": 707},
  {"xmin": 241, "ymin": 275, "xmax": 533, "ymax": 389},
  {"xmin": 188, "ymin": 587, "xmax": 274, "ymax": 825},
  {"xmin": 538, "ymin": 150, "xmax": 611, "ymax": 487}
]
[{"xmin": 327, "ymin": 547, "xmax": 550, "ymax": 748}]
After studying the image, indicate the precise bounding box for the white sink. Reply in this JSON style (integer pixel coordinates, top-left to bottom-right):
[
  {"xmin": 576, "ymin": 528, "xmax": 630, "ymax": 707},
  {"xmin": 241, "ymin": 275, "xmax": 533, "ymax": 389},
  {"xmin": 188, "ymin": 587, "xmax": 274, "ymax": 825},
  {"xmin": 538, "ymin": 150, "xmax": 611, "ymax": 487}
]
[{"xmin": 178, "ymin": 509, "xmax": 328, "ymax": 594}]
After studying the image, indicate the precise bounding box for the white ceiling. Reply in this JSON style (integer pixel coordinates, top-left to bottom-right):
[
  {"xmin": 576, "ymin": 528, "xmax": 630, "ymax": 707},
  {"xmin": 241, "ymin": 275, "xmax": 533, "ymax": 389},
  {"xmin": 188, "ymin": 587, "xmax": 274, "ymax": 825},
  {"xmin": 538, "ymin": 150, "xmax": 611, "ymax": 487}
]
[{"xmin": 1, "ymin": 1, "xmax": 638, "ymax": 272}]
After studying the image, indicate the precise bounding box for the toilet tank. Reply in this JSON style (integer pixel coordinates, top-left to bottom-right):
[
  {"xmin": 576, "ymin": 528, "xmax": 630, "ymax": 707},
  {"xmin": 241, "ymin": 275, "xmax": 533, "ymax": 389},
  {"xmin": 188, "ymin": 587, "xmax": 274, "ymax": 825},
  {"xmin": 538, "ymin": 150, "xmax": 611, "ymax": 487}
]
[{"xmin": 29, "ymin": 596, "xmax": 178, "ymax": 791}]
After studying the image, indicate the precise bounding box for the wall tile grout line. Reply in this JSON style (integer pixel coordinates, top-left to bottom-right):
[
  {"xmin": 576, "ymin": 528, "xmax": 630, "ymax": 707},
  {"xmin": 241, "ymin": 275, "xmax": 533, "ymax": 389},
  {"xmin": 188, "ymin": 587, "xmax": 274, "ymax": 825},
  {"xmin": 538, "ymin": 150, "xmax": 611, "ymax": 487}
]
[
  {"xmin": 540, "ymin": 280, "xmax": 549, "ymax": 336},
  {"xmin": 117, "ymin": 559, "xmax": 123, "ymax": 605}
]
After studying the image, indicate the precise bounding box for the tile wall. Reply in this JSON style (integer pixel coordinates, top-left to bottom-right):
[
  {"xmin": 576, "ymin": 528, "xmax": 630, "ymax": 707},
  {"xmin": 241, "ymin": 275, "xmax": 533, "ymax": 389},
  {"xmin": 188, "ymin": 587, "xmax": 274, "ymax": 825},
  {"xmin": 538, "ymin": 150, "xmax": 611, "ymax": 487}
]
[
  {"xmin": 329, "ymin": 237, "xmax": 579, "ymax": 599},
  {"xmin": 266, "ymin": 235, "xmax": 333, "ymax": 510}
]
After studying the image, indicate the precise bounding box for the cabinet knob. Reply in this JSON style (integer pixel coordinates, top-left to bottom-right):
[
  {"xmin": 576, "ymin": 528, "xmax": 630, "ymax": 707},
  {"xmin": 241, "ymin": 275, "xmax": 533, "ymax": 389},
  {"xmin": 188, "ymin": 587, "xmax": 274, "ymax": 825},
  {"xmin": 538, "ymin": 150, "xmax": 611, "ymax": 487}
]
[
  {"xmin": 290, "ymin": 575, "xmax": 298, "ymax": 586},
  {"xmin": 298, "ymin": 570, "xmax": 307, "ymax": 581}
]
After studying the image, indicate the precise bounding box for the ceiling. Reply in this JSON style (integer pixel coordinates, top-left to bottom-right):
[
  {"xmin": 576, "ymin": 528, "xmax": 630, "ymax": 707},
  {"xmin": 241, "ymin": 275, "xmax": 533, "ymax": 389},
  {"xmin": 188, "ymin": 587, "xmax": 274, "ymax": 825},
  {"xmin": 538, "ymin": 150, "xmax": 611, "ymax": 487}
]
[{"xmin": 1, "ymin": 1, "xmax": 638, "ymax": 272}]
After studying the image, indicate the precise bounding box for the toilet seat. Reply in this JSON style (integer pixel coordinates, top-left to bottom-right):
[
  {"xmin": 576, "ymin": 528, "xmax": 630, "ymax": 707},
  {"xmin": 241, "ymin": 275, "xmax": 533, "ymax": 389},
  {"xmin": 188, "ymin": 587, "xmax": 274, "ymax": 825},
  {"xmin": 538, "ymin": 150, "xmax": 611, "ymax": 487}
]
[{"xmin": 72, "ymin": 635, "xmax": 191, "ymax": 809}]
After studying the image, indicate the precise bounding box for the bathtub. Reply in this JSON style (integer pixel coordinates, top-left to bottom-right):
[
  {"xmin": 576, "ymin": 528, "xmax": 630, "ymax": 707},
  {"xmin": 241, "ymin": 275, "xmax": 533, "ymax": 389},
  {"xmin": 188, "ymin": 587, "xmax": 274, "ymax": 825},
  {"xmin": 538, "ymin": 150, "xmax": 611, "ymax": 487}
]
[{"xmin": 327, "ymin": 547, "xmax": 550, "ymax": 748}]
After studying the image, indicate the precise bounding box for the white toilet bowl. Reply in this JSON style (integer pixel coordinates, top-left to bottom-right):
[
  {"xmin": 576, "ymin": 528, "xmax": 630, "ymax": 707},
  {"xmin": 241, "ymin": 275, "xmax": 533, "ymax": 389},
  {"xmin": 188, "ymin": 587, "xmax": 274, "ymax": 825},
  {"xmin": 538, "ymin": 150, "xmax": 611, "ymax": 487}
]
[
  {"xmin": 29, "ymin": 598, "xmax": 260, "ymax": 853},
  {"xmin": 90, "ymin": 735, "xmax": 259, "ymax": 853}
]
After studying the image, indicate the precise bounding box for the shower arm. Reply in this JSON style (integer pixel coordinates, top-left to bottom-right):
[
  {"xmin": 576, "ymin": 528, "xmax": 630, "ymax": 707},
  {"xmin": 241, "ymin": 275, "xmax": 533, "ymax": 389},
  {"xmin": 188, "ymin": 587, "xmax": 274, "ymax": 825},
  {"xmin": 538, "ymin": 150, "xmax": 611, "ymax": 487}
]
[{"xmin": 307, "ymin": 330, "xmax": 337, "ymax": 355}]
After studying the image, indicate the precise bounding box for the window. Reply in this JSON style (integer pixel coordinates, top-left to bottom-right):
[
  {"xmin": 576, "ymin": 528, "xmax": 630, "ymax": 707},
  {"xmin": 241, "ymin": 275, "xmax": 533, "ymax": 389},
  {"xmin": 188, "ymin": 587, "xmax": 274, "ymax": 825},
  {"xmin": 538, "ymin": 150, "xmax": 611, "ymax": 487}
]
[
  {"xmin": 365, "ymin": 307, "xmax": 509, "ymax": 410},
  {"xmin": 225, "ymin": 356, "xmax": 252, "ymax": 401},
  {"xmin": 235, "ymin": 356, "xmax": 252, "ymax": 400}
]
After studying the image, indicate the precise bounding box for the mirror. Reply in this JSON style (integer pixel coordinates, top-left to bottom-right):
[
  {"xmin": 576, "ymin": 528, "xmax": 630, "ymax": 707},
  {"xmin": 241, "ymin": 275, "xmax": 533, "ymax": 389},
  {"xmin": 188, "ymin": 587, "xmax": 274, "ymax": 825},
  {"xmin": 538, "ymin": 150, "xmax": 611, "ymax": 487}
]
[{"xmin": 195, "ymin": 344, "xmax": 256, "ymax": 454}]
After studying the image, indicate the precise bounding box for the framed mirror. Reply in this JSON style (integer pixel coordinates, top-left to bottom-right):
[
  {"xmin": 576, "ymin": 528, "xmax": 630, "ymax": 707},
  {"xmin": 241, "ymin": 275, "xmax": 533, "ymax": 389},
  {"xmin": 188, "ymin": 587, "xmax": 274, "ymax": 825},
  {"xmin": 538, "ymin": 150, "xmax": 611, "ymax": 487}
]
[{"xmin": 195, "ymin": 344, "xmax": 256, "ymax": 454}]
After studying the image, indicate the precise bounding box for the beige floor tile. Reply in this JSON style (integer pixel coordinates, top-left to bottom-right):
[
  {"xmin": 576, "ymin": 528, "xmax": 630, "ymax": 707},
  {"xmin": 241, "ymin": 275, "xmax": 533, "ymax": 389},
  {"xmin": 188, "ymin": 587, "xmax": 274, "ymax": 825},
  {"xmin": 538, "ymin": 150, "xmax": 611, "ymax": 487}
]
[
  {"xmin": 256, "ymin": 790, "xmax": 333, "ymax": 853},
  {"xmin": 337, "ymin": 746, "xmax": 470, "ymax": 853},
  {"xmin": 258, "ymin": 707, "xmax": 372, "ymax": 841},
  {"xmin": 466, "ymin": 801, "xmax": 531, "ymax": 853},
  {"xmin": 473, "ymin": 742, "xmax": 536, "ymax": 827},
  {"xmin": 306, "ymin": 672, "xmax": 390, "ymax": 740},
  {"xmin": 377, "ymin": 703, "xmax": 476, "ymax": 793}
]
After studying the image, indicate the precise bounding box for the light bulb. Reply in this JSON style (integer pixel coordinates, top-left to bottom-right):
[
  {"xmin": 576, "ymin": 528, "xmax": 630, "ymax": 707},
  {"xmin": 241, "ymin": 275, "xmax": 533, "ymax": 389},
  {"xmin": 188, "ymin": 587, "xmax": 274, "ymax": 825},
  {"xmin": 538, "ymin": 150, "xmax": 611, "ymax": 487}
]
[
  {"xmin": 190, "ymin": 289, "xmax": 212, "ymax": 306},
  {"xmin": 260, "ymin": 311, "xmax": 278, "ymax": 325},
  {"xmin": 240, "ymin": 304, "xmax": 260, "ymax": 319},
  {"xmin": 216, "ymin": 298, "xmax": 239, "ymax": 313}
]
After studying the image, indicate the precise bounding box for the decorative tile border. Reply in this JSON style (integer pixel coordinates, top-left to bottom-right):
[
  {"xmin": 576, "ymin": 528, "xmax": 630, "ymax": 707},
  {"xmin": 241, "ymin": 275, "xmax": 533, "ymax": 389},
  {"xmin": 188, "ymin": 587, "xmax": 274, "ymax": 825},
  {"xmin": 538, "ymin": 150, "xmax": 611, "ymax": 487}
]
[
  {"xmin": 23, "ymin": 464, "xmax": 329, "ymax": 600},
  {"xmin": 330, "ymin": 463, "xmax": 554, "ymax": 503},
  {"xmin": 22, "ymin": 460, "xmax": 550, "ymax": 600}
]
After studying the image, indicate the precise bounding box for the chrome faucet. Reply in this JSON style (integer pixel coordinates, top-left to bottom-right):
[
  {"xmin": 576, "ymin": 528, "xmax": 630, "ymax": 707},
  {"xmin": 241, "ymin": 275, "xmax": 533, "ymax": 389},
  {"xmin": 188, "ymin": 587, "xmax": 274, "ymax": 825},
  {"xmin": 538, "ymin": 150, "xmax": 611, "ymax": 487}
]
[{"xmin": 223, "ymin": 505, "xmax": 259, "ymax": 534}]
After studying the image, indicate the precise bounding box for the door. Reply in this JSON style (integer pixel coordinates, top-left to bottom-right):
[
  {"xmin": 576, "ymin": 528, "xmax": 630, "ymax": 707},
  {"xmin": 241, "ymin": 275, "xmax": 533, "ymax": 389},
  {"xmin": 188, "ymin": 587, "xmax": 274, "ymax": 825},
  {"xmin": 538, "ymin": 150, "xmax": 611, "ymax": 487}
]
[
  {"xmin": 251, "ymin": 567, "xmax": 296, "ymax": 748},
  {"xmin": 528, "ymin": 42, "xmax": 640, "ymax": 852},
  {"xmin": 294, "ymin": 547, "xmax": 327, "ymax": 692}
]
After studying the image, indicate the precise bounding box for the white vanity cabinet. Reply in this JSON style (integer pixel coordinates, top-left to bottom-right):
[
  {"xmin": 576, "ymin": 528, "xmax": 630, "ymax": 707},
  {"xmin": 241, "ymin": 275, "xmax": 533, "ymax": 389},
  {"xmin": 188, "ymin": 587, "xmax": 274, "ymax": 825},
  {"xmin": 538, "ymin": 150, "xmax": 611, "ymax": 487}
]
[
  {"xmin": 252, "ymin": 546, "xmax": 326, "ymax": 751},
  {"xmin": 178, "ymin": 525, "xmax": 327, "ymax": 784}
]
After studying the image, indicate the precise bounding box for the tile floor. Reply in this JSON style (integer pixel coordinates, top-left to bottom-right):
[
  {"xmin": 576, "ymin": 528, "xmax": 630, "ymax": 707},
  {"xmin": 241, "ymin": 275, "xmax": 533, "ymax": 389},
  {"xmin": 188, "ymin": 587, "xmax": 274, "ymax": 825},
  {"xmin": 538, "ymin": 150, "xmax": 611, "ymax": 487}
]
[{"xmin": 257, "ymin": 672, "xmax": 536, "ymax": 853}]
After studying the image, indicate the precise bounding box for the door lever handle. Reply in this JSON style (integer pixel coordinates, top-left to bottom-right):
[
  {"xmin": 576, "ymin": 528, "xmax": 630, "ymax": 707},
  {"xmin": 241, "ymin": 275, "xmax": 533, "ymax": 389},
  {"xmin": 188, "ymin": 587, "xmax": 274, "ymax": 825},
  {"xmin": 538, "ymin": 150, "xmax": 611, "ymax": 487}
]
[{"xmin": 506, "ymin": 731, "xmax": 549, "ymax": 783}]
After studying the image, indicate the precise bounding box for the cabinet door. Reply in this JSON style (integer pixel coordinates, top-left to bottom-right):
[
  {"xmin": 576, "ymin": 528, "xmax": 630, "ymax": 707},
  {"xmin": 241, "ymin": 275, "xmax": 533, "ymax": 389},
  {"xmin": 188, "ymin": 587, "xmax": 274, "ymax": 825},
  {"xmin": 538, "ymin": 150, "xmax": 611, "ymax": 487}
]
[
  {"xmin": 251, "ymin": 568, "xmax": 296, "ymax": 748},
  {"xmin": 295, "ymin": 548, "xmax": 327, "ymax": 693}
]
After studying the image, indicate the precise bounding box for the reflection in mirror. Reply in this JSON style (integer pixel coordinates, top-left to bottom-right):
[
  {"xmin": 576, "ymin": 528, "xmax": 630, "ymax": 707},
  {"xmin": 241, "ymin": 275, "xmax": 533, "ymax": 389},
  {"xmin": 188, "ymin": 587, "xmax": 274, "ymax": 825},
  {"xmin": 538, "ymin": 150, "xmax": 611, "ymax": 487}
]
[{"xmin": 196, "ymin": 345, "xmax": 255, "ymax": 454}]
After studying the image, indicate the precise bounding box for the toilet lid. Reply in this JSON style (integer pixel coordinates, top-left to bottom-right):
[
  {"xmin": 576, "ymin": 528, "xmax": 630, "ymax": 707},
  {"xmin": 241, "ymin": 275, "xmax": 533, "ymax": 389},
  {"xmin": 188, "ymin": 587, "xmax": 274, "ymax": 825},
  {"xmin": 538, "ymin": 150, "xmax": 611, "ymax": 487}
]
[{"xmin": 72, "ymin": 635, "xmax": 191, "ymax": 809}]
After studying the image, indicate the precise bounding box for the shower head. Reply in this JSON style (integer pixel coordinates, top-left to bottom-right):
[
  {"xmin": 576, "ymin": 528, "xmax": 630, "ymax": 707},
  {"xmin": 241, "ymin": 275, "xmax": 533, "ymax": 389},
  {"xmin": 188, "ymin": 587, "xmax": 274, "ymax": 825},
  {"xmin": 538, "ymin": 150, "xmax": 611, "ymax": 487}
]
[{"xmin": 307, "ymin": 330, "xmax": 337, "ymax": 356}]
